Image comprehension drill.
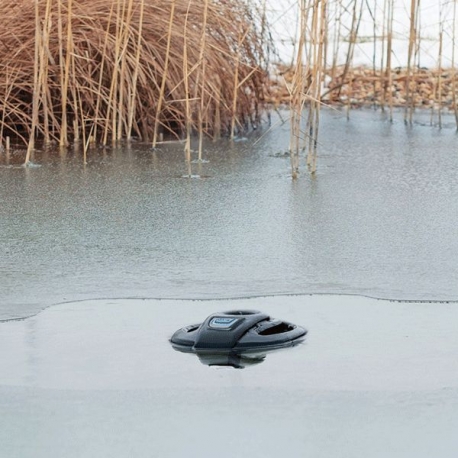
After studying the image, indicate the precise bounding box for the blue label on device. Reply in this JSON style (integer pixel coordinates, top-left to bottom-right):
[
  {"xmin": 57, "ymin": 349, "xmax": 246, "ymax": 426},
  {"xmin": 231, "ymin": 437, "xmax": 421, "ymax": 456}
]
[{"xmin": 209, "ymin": 317, "xmax": 238, "ymax": 329}]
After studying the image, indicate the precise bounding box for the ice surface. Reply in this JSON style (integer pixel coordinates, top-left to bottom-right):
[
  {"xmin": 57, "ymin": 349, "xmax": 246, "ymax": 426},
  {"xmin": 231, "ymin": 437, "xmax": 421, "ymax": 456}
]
[{"xmin": 1, "ymin": 295, "xmax": 458, "ymax": 458}]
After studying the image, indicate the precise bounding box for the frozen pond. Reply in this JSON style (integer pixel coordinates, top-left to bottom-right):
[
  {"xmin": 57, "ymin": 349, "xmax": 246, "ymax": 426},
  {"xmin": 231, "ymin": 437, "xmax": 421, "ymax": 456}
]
[
  {"xmin": 1, "ymin": 108, "xmax": 458, "ymax": 321},
  {"xmin": 1, "ymin": 108, "xmax": 458, "ymax": 456},
  {"xmin": 1, "ymin": 295, "xmax": 458, "ymax": 457}
]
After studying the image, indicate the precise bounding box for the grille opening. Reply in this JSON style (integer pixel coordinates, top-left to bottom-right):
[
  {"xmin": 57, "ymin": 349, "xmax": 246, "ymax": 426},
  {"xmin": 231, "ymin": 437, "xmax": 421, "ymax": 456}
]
[
  {"xmin": 224, "ymin": 310, "xmax": 258, "ymax": 316},
  {"xmin": 259, "ymin": 322, "xmax": 295, "ymax": 336}
]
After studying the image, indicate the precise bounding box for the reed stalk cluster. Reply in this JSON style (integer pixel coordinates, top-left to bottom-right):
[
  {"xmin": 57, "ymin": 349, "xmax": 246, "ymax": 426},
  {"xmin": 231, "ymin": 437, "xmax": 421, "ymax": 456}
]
[
  {"xmin": 2, "ymin": 0, "xmax": 457, "ymax": 177},
  {"xmin": 0, "ymin": 0, "xmax": 269, "ymax": 162},
  {"xmin": 284, "ymin": 0, "xmax": 458, "ymax": 176},
  {"xmin": 288, "ymin": 0, "xmax": 328, "ymax": 177}
]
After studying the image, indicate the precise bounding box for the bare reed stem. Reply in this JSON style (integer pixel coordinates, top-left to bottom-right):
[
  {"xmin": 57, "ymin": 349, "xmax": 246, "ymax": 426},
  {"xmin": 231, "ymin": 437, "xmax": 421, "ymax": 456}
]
[
  {"xmin": 183, "ymin": 0, "xmax": 192, "ymax": 176},
  {"xmin": 152, "ymin": 0, "xmax": 176, "ymax": 148},
  {"xmin": 385, "ymin": 0, "xmax": 394, "ymax": 121},
  {"xmin": 452, "ymin": 0, "xmax": 458, "ymax": 130},
  {"xmin": 289, "ymin": 0, "xmax": 307, "ymax": 179},
  {"xmin": 127, "ymin": 0, "xmax": 145, "ymax": 140},
  {"xmin": 405, "ymin": 0, "xmax": 419, "ymax": 124},
  {"xmin": 230, "ymin": 31, "xmax": 243, "ymax": 140},
  {"xmin": 197, "ymin": 0, "xmax": 209, "ymax": 161},
  {"xmin": 25, "ymin": 0, "xmax": 42, "ymax": 165},
  {"xmin": 437, "ymin": 26, "xmax": 443, "ymax": 129}
]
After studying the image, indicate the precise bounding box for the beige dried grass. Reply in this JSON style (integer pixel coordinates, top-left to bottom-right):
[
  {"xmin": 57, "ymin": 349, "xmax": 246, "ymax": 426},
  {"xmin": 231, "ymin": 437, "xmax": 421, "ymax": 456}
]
[{"xmin": 0, "ymin": 0, "xmax": 269, "ymax": 162}]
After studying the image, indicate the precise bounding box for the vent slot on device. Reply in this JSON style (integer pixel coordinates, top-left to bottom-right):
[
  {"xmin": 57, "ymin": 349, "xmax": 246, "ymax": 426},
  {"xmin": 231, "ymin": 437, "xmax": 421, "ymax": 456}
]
[{"xmin": 258, "ymin": 322, "xmax": 295, "ymax": 336}]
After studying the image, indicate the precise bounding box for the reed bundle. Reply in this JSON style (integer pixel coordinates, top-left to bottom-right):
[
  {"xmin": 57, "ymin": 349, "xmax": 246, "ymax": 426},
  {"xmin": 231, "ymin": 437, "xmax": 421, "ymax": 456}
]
[
  {"xmin": 278, "ymin": 0, "xmax": 458, "ymax": 177},
  {"xmin": 0, "ymin": 0, "xmax": 268, "ymax": 159},
  {"xmin": 271, "ymin": 65, "xmax": 458, "ymax": 111},
  {"xmin": 288, "ymin": 0, "xmax": 327, "ymax": 177}
]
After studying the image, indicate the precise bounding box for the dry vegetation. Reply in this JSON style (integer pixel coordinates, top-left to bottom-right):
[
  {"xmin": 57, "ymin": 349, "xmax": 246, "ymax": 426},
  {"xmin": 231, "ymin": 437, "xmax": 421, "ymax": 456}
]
[
  {"xmin": 270, "ymin": 65, "xmax": 458, "ymax": 110},
  {"xmin": 1, "ymin": 0, "xmax": 457, "ymax": 176},
  {"xmin": 0, "ymin": 0, "xmax": 269, "ymax": 162},
  {"xmin": 277, "ymin": 0, "xmax": 458, "ymax": 177}
]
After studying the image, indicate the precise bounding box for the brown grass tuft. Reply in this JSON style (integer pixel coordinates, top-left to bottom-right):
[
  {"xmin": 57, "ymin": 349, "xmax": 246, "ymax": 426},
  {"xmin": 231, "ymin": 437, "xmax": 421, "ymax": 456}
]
[{"xmin": 0, "ymin": 0, "xmax": 269, "ymax": 157}]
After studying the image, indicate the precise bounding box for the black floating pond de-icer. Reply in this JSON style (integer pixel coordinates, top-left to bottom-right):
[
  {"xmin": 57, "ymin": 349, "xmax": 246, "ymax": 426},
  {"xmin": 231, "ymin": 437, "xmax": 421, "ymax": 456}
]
[{"xmin": 170, "ymin": 310, "xmax": 307, "ymax": 359}]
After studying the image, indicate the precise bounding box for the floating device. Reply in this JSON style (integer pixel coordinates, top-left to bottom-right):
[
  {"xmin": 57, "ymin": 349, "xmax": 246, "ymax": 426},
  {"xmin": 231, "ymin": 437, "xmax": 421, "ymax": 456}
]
[{"xmin": 170, "ymin": 310, "xmax": 307, "ymax": 367}]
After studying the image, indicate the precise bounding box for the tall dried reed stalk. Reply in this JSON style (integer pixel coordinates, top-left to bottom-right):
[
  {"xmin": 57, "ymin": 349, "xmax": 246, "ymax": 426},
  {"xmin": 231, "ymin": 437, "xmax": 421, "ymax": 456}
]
[
  {"xmin": 384, "ymin": 0, "xmax": 394, "ymax": 121},
  {"xmin": 329, "ymin": 0, "xmax": 343, "ymax": 84},
  {"xmin": 287, "ymin": 0, "xmax": 458, "ymax": 175},
  {"xmin": 343, "ymin": 0, "xmax": 363, "ymax": 120},
  {"xmin": 404, "ymin": 0, "xmax": 420, "ymax": 124},
  {"xmin": 151, "ymin": 0, "xmax": 176, "ymax": 148},
  {"xmin": 452, "ymin": 0, "xmax": 458, "ymax": 130},
  {"xmin": 288, "ymin": 0, "xmax": 326, "ymax": 177},
  {"xmin": 288, "ymin": 0, "xmax": 308, "ymax": 179},
  {"xmin": 305, "ymin": 0, "xmax": 326, "ymax": 174},
  {"xmin": 436, "ymin": 10, "xmax": 444, "ymax": 129},
  {"xmin": 196, "ymin": 0, "xmax": 209, "ymax": 161},
  {"xmin": 183, "ymin": 0, "xmax": 192, "ymax": 176},
  {"xmin": 0, "ymin": 0, "xmax": 268, "ymax": 163}
]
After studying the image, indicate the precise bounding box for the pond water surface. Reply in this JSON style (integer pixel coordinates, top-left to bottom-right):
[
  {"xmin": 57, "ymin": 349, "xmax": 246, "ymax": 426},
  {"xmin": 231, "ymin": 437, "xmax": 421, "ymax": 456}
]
[
  {"xmin": 1, "ymin": 108, "xmax": 458, "ymax": 321},
  {"xmin": 1, "ymin": 108, "xmax": 458, "ymax": 457}
]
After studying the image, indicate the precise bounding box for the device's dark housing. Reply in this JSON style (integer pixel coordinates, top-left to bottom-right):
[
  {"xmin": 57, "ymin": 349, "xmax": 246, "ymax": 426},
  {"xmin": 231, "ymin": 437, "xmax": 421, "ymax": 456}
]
[{"xmin": 170, "ymin": 310, "xmax": 307, "ymax": 354}]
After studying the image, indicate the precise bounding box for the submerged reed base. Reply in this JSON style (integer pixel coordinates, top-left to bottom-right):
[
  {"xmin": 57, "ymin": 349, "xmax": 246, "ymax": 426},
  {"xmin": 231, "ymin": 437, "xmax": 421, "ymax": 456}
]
[{"xmin": 0, "ymin": 0, "xmax": 268, "ymax": 160}]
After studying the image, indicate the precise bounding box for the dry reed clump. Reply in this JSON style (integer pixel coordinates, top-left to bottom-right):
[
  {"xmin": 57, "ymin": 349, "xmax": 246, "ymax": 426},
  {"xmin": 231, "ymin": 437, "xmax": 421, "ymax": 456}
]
[
  {"xmin": 269, "ymin": 64, "xmax": 458, "ymax": 111},
  {"xmin": 326, "ymin": 67, "xmax": 458, "ymax": 110},
  {"xmin": 0, "ymin": 0, "xmax": 269, "ymax": 155}
]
